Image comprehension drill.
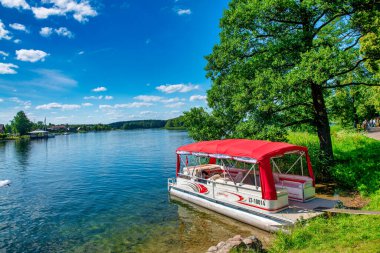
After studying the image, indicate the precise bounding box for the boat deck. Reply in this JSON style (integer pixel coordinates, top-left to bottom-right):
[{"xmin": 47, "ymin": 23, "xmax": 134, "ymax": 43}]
[{"xmin": 274, "ymin": 197, "xmax": 339, "ymax": 222}]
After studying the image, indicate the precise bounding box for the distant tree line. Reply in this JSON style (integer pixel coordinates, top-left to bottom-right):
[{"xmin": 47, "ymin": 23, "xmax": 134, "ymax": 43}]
[
  {"xmin": 109, "ymin": 120, "xmax": 167, "ymax": 130},
  {"xmin": 1, "ymin": 111, "xmax": 186, "ymax": 139},
  {"xmin": 109, "ymin": 117, "xmax": 186, "ymax": 130},
  {"xmin": 164, "ymin": 116, "xmax": 185, "ymax": 129}
]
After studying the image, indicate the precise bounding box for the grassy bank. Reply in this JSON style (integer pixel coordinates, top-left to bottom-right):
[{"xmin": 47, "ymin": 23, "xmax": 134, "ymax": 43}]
[
  {"xmin": 268, "ymin": 191, "xmax": 380, "ymax": 253},
  {"xmin": 0, "ymin": 134, "xmax": 30, "ymax": 141},
  {"xmin": 288, "ymin": 129, "xmax": 380, "ymax": 196},
  {"xmin": 266, "ymin": 130, "xmax": 380, "ymax": 253}
]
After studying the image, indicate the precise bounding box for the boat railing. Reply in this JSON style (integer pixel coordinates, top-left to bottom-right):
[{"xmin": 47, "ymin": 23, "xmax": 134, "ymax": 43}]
[
  {"xmin": 177, "ymin": 172, "xmax": 263, "ymax": 193},
  {"xmin": 168, "ymin": 178, "xmax": 176, "ymax": 191}
]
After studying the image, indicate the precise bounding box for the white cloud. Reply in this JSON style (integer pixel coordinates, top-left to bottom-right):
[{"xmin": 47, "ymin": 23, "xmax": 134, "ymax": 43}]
[
  {"xmin": 16, "ymin": 49, "xmax": 49, "ymax": 62},
  {"xmin": 156, "ymin": 83, "xmax": 199, "ymax": 93},
  {"xmin": 0, "ymin": 20, "xmax": 12, "ymax": 40},
  {"xmin": 92, "ymin": 86, "xmax": 107, "ymax": 92},
  {"xmin": 31, "ymin": 69, "xmax": 77, "ymax": 90},
  {"xmin": 36, "ymin": 102, "xmax": 81, "ymax": 110},
  {"xmin": 189, "ymin": 95, "xmax": 207, "ymax": 102},
  {"xmin": 9, "ymin": 97, "xmax": 31, "ymax": 109},
  {"xmin": 134, "ymin": 95, "xmax": 163, "ymax": 102},
  {"xmin": 140, "ymin": 111, "xmax": 154, "ymax": 115},
  {"xmin": 105, "ymin": 95, "xmax": 113, "ymax": 100},
  {"xmin": 32, "ymin": 6, "xmax": 63, "ymax": 19},
  {"xmin": 133, "ymin": 95, "xmax": 182, "ymax": 104},
  {"xmin": 39, "ymin": 27, "xmax": 74, "ymax": 38},
  {"xmin": 0, "ymin": 63, "xmax": 18, "ymax": 74},
  {"xmin": 0, "ymin": 98, "xmax": 3, "ymax": 102},
  {"xmin": 115, "ymin": 102, "xmax": 153, "ymax": 108},
  {"xmin": 0, "ymin": 51, "xmax": 8, "ymax": 59},
  {"xmin": 9, "ymin": 23, "xmax": 28, "ymax": 32},
  {"xmin": 99, "ymin": 104, "xmax": 113, "ymax": 109},
  {"xmin": 84, "ymin": 95, "xmax": 103, "ymax": 100},
  {"xmin": 81, "ymin": 102, "xmax": 93, "ymax": 107},
  {"xmin": 165, "ymin": 102, "xmax": 185, "ymax": 108},
  {"xmin": 177, "ymin": 9, "xmax": 191, "ymax": 15},
  {"xmin": 31, "ymin": 0, "xmax": 97, "ymax": 23},
  {"xmin": 40, "ymin": 27, "xmax": 53, "ymax": 37},
  {"xmin": 13, "ymin": 39, "xmax": 21, "ymax": 44},
  {"xmin": 55, "ymin": 27, "xmax": 74, "ymax": 38},
  {"xmin": 0, "ymin": 69, "xmax": 77, "ymax": 91},
  {"xmin": 0, "ymin": 0, "xmax": 30, "ymax": 9},
  {"xmin": 78, "ymin": 51, "xmax": 84, "ymax": 55},
  {"xmin": 160, "ymin": 97, "xmax": 180, "ymax": 103}
]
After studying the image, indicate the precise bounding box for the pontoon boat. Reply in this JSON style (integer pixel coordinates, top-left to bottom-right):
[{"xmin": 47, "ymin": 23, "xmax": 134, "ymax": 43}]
[{"xmin": 168, "ymin": 139, "xmax": 321, "ymax": 232}]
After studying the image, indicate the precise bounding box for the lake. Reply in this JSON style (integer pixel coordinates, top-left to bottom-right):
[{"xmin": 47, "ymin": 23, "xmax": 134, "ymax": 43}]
[{"xmin": 0, "ymin": 130, "xmax": 270, "ymax": 253}]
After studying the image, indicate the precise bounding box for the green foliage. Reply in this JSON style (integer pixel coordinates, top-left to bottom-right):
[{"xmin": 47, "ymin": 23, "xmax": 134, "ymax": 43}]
[
  {"xmin": 328, "ymin": 86, "xmax": 379, "ymax": 128},
  {"xmin": 164, "ymin": 116, "xmax": 186, "ymax": 129},
  {"xmin": 185, "ymin": 0, "xmax": 380, "ymax": 171},
  {"xmin": 269, "ymin": 213, "xmax": 380, "ymax": 253},
  {"xmin": 364, "ymin": 189, "xmax": 380, "ymax": 211},
  {"xmin": 4, "ymin": 124, "xmax": 12, "ymax": 134},
  {"xmin": 288, "ymin": 130, "xmax": 380, "ymax": 195},
  {"xmin": 109, "ymin": 120, "xmax": 166, "ymax": 130},
  {"xmin": 10, "ymin": 111, "xmax": 33, "ymax": 135}
]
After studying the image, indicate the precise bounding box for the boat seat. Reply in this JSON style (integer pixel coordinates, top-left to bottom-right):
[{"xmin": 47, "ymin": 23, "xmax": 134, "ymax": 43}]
[
  {"xmin": 274, "ymin": 174, "xmax": 315, "ymax": 202},
  {"xmin": 209, "ymin": 174, "xmax": 221, "ymax": 181},
  {"xmin": 234, "ymin": 172, "xmax": 244, "ymax": 183}
]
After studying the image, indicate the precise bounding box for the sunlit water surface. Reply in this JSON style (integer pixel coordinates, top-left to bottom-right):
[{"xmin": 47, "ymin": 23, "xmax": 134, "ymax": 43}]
[{"xmin": 0, "ymin": 130, "xmax": 270, "ymax": 252}]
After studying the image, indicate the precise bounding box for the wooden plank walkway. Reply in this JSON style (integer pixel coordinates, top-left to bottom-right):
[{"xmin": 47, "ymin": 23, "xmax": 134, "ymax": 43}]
[{"xmin": 322, "ymin": 208, "xmax": 380, "ymax": 215}]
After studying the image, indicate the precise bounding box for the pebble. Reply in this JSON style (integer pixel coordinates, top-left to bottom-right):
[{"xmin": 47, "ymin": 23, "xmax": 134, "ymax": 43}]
[{"xmin": 207, "ymin": 246, "xmax": 218, "ymax": 252}]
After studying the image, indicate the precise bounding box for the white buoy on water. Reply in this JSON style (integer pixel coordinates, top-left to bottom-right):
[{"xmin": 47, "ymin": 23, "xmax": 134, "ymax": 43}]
[{"xmin": 0, "ymin": 180, "xmax": 11, "ymax": 188}]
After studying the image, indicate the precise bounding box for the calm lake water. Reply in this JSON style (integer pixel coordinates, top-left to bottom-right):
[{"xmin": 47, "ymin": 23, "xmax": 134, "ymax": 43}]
[{"xmin": 0, "ymin": 130, "xmax": 270, "ymax": 253}]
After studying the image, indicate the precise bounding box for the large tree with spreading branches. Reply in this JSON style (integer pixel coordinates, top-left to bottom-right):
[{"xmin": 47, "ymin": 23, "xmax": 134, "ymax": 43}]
[{"xmin": 184, "ymin": 0, "xmax": 380, "ymax": 177}]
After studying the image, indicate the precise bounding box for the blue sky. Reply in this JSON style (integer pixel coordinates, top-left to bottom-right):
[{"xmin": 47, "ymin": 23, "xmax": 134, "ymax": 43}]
[{"xmin": 0, "ymin": 0, "xmax": 229, "ymax": 124}]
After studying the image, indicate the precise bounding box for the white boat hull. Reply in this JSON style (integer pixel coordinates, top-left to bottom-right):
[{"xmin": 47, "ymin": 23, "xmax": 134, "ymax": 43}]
[{"xmin": 169, "ymin": 186, "xmax": 292, "ymax": 232}]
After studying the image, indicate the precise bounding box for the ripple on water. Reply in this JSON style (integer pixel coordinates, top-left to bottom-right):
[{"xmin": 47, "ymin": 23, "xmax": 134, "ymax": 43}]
[{"xmin": 0, "ymin": 130, "xmax": 271, "ymax": 252}]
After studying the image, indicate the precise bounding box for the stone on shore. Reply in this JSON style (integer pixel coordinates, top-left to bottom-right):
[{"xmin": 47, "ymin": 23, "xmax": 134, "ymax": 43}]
[{"xmin": 206, "ymin": 234, "xmax": 264, "ymax": 253}]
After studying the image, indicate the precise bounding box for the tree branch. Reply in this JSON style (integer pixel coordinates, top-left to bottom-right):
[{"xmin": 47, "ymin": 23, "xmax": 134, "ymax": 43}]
[
  {"xmin": 323, "ymin": 82, "xmax": 380, "ymax": 89},
  {"xmin": 268, "ymin": 18, "xmax": 303, "ymax": 25},
  {"xmin": 343, "ymin": 35, "xmax": 364, "ymax": 51},
  {"xmin": 312, "ymin": 11, "xmax": 354, "ymax": 38},
  {"xmin": 312, "ymin": 11, "xmax": 326, "ymax": 28},
  {"xmin": 321, "ymin": 58, "xmax": 368, "ymax": 84}
]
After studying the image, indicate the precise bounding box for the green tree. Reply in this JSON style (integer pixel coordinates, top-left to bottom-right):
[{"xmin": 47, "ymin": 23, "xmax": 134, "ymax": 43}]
[
  {"xmin": 185, "ymin": 0, "xmax": 380, "ymax": 177},
  {"xmin": 11, "ymin": 111, "xmax": 33, "ymax": 135},
  {"xmin": 328, "ymin": 86, "xmax": 379, "ymax": 128},
  {"xmin": 5, "ymin": 124, "xmax": 12, "ymax": 134}
]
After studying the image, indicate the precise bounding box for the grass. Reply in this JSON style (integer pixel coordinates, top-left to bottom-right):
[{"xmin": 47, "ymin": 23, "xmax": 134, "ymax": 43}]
[
  {"xmin": 269, "ymin": 215, "xmax": 380, "ymax": 253},
  {"xmin": 265, "ymin": 129, "xmax": 380, "ymax": 253},
  {"xmin": 268, "ymin": 191, "xmax": 380, "ymax": 253},
  {"xmin": 288, "ymin": 129, "xmax": 380, "ymax": 196}
]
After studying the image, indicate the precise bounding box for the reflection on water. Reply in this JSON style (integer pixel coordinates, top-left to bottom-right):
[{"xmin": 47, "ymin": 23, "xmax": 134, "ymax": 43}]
[
  {"xmin": 14, "ymin": 139, "xmax": 32, "ymax": 168},
  {"xmin": 0, "ymin": 130, "xmax": 271, "ymax": 253}
]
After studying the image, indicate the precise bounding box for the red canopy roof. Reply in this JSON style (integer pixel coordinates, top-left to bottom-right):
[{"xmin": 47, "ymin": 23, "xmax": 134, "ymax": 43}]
[
  {"xmin": 176, "ymin": 139, "xmax": 314, "ymax": 200},
  {"xmin": 177, "ymin": 139, "xmax": 308, "ymax": 161}
]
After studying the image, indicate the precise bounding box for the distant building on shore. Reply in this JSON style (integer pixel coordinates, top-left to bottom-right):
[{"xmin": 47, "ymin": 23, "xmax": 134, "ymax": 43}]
[
  {"xmin": 47, "ymin": 125, "xmax": 68, "ymax": 132},
  {"xmin": 0, "ymin": 124, "xmax": 5, "ymax": 134}
]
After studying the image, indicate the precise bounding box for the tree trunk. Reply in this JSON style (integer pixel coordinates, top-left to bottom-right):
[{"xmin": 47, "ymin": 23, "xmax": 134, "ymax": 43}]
[{"xmin": 311, "ymin": 82, "xmax": 334, "ymax": 179}]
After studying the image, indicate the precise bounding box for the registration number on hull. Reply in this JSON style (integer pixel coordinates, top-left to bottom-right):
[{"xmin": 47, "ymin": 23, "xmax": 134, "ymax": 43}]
[{"xmin": 248, "ymin": 198, "xmax": 265, "ymax": 206}]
